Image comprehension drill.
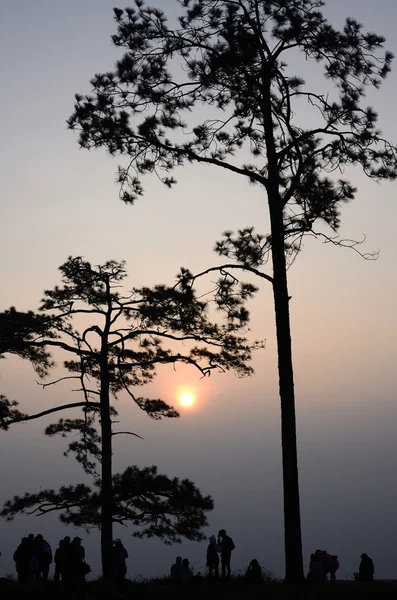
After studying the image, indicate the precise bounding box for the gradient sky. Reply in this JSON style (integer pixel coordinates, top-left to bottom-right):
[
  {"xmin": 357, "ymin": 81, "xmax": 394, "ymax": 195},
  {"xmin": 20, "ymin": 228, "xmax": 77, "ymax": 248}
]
[{"xmin": 0, "ymin": 0, "xmax": 397, "ymax": 581}]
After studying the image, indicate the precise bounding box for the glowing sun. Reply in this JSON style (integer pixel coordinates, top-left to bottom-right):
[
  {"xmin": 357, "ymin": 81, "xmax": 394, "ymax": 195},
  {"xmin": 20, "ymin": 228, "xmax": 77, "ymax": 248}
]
[{"xmin": 179, "ymin": 391, "xmax": 195, "ymax": 408}]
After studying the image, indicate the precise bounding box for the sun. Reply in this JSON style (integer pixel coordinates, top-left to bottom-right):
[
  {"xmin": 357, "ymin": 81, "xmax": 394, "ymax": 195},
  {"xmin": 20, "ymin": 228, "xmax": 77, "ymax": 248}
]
[{"xmin": 179, "ymin": 391, "xmax": 195, "ymax": 408}]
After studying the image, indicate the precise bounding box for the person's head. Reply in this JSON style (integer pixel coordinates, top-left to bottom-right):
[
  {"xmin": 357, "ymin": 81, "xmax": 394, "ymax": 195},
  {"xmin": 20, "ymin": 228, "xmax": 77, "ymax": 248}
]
[
  {"xmin": 28, "ymin": 534, "xmax": 34, "ymax": 541},
  {"xmin": 209, "ymin": 535, "xmax": 216, "ymax": 545},
  {"xmin": 311, "ymin": 553, "xmax": 318, "ymax": 562},
  {"xmin": 114, "ymin": 538, "xmax": 122, "ymax": 546},
  {"xmin": 22, "ymin": 537, "xmax": 28, "ymax": 543},
  {"xmin": 35, "ymin": 534, "xmax": 43, "ymax": 542},
  {"xmin": 59, "ymin": 539, "xmax": 64, "ymax": 547},
  {"xmin": 182, "ymin": 558, "xmax": 189, "ymax": 568},
  {"xmin": 63, "ymin": 536, "xmax": 71, "ymax": 544},
  {"xmin": 72, "ymin": 537, "xmax": 82, "ymax": 546},
  {"xmin": 249, "ymin": 559, "xmax": 259, "ymax": 569},
  {"xmin": 332, "ymin": 555, "xmax": 338, "ymax": 560},
  {"xmin": 176, "ymin": 556, "xmax": 182, "ymax": 565},
  {"xmin": 218, "ymin": 529, "xmax": 226, "ymax": 539},
  {"xmin": 360, "ymin": 553, "xmax": 368, "ymax": 559}
]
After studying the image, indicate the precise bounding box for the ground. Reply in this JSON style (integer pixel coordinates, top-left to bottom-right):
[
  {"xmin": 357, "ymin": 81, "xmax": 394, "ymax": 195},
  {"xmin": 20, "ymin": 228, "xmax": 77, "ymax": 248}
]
[{"xmin": 2, "ymin": 578, "xmax": 397, "ymax": 599}]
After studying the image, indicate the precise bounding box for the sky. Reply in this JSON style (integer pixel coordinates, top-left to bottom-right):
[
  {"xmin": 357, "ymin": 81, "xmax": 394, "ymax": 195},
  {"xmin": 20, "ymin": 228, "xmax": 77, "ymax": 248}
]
[{"xmin": 0, "ymin": 0, "xmax": 397, "ymax": 582}]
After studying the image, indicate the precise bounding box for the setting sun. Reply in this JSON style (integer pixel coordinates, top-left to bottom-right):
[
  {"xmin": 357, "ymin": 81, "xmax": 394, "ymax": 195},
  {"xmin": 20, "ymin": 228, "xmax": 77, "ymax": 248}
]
[{"xmin": 179, "ymin": 392, "xmax": 195, "ymax": 408}]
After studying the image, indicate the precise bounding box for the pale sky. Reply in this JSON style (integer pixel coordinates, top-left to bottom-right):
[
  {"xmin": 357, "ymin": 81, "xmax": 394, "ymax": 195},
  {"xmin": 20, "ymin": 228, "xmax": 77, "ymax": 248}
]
[{"xmin": 0, "ymin": 0, "xmax": 396, "ymax": 581}]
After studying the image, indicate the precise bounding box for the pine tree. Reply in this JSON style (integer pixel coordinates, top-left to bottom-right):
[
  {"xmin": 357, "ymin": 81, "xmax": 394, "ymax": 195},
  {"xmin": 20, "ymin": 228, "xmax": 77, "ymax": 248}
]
[
  {"xmin": 67, "ymin": 1, "xmax": 397, "ymax": 581},
  {"xmin": 1, "ymin": 256, "xmax": 259, "ymax": 578}
]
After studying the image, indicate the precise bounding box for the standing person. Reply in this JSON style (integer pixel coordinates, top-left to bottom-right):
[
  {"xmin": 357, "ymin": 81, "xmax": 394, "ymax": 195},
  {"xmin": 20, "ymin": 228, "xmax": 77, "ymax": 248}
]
[
  {"xmin": 69, "ymin": 536, "xmax": 87, "ymax": 594},
  {"xmin": 26, "ymin": 534, "xmax": 40, "ymax": 582},
  {"xmin": 112, "ymin": 538, "xmax": 128, "ymax": 587},
  {"xmin": 54, "ymin": 538, "xmax": 71, "ymax": 584},
  {"xmin": 60, "ymin": 537, "xmax": 73, "ymax": 591},
  {"xmin": 329, "ymin": 555, "xmax": 339, "ymax": 582},
  {"xmin": 218, "ymin": 529, "xmax": 235, "ymax": 580},
  {"xmin": 170, "ymin": 556, "xmax": 183, "ymax": 583},
  {"xmin": 308, "ymin": 553, "xmax": 327, "ymax": 583},
  {"xmin": 35, "ymin": 534, "xmax": 52, "ymax": 583},
  {"xmin": 13, "ymin": 537, "xmax": 32, "ymax": 586},
  {"xmin": 54, "ymin": 539, "xmax": 64, "ymax": 584},
  {"xmin": 206, "ymin": 535, "xmax": 219, "ymax": 579}
]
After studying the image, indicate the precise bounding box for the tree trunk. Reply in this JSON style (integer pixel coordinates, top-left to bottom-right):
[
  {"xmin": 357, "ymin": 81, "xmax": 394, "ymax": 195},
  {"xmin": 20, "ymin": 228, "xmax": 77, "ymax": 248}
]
[
  {"xmin": 270, "ymin": 203, "xmax": 304, "ymax": 584},
  {"xmin": 100, "ymin": 282, "xmax": 113, "ymax": 582},
  {"xmin": 100, "ymin": 356, "xmax": 113, "ymax": 581}
]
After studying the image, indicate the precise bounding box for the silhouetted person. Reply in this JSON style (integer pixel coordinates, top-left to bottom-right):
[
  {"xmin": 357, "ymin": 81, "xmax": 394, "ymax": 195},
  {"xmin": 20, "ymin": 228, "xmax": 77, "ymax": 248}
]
[
  {"xmin": 206, "ymin": 535, "xmax": 219, "ymax": 579},
  {"xmin": 54, "ymin": 538, "xmax": 72, "ymax": 585},
  {"xmin": 244, "ymin": 559, "xmax": 263, "ymax": 584},
  {"xmin": 68, "ymin": 536, "xmax": 87, "ymax": 594},
  {"xmin": 34, "ymin": 534, "xmax": 52, "ymax": 583},
  {"xmin": 329, "ymin": 555, "xmax": 339, "ymax": 582},
  {"xmin": 13, "ymin": 537, "xmax": 32, "ymax": 585},
  {"xmin": 218, "ymin": 529, "xmax": 235, "ymax": 580},
  {"xmin": 20, "ymin": 534, "xmax": 39, "ymax": 586},
  {"xmin": 181, "ymin": 558, "xmax": 192, "ymax": 584},
  {"xmin": 170, "ymin": 556, "xmax": 183, "ymax": 583},
  {"xmin": 308, "ymin": 553, "xmax": 327, "ymax": 583},
  {"xmin": 54, "ymin": 539, "xmax": 64, "ymax": 584},
  {"xmin": 112, "ymin": 538, "xmax": 128, "ymax": 587},
  {"xmin": 355, "ymin": 553, "xmax": 374, "ymax": 582},
  {"xmin": 59, "ymin": 536, "xmax": 74, "ymax": 590}
]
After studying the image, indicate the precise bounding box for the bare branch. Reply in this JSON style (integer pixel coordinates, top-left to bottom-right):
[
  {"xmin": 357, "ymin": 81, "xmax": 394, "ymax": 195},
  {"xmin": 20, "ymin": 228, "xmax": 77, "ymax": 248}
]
[
  {"xmin": 112, "ymin": 431, "xmax": 144, "ymax": 440},
  {"xmin": 6, "ymin": 402, "xmax": 100, "ymax": 426},
  {"xmin": 310, "ymin": 231, "xmax": 379, "ymax": 260}
]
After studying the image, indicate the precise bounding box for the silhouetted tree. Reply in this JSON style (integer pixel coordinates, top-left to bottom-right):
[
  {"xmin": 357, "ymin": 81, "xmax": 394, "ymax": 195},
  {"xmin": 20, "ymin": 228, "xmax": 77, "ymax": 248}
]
[
  {"xmin": 1, "ymin": 466, "xmax": 214, "ymax": 545},
  {"xmin": 67, "ymin": 0, "xmax": 397, "ymax": 582},
  {"xmin": 0, "ymin": 256, "xmax": 259, "ymax": 579}
]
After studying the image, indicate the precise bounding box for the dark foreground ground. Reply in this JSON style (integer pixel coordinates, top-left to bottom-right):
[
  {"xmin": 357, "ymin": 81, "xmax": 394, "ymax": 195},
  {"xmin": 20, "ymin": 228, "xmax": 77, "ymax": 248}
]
[{"xmin": 2, "ymin": 577, "xmax": 397, "ymax": 599}]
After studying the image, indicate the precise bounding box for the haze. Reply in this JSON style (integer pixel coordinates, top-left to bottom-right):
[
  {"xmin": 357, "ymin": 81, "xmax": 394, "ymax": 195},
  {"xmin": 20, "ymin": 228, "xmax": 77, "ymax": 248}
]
[{"xmin": 0, "ymin": 0, "xmax": 396, "ymax": 581}]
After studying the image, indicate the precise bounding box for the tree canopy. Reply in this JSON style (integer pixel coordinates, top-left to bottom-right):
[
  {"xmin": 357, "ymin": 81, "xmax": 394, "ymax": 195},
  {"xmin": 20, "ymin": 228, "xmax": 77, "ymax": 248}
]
[
  {"xmin": 1, "ymin": 465, "xmax": 213, "ymax": 544},
  {"xmin": 68, "ymin": 0, "xmax": 396, "ymax": 249}
]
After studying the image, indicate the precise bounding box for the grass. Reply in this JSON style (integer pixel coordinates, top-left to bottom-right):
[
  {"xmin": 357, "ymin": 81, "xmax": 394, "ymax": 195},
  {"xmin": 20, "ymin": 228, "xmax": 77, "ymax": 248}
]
[{"xmin": 1, "ymin": 575, "xmax": 397, "ymax": 599}]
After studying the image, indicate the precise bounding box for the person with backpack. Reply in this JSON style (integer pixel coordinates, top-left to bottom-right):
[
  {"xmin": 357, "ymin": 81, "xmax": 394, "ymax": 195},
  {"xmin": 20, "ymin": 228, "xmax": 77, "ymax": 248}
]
[
  {"xmin": 69, "ymin": 537, "xmax": 88, "ymax": 594},
  {"xmin": 34, "ymin": 534, "xmax": 52, "ymax": 583},
  {"xmin": 218, "ymin": 529, "xmax": 235, "ymax": 580}
]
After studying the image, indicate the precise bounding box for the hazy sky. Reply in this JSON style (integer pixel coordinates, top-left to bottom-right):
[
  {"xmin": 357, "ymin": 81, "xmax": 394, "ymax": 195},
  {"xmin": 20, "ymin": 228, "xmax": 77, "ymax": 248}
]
[{"xmin": 0, "ymin": 0, "xmax": 397, "ymax": 581}]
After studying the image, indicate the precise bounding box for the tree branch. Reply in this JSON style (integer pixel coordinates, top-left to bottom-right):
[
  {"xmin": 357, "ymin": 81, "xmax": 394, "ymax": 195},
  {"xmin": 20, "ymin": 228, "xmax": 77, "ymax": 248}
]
[
  {"xmin": 6, "ymin": 402, "xmax": 101, "ymax": 426},
  {"xmin": 112, "ymin": 431, "xmax": 144, "ymax": 440},
  {"xmin": 189, "ymin": 263, "xmax": 273, "ymax": 284}
]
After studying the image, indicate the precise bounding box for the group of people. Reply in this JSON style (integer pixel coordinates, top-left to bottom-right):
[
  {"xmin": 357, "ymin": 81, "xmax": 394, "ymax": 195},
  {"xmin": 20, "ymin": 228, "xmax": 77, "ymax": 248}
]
[
  {"xmin": 10, "ymin": 530, "xmax": 376, "ymax": 587},
  {"xmin": 308, "ymin": 548, "xmax": 375, "ymax": 583},
  {"xmin": 308, "ymin": 549, "xmax": 340, "ymax": 582},
  {"xmin": 206, "ymin": 529, "xmax": 236, "ymax": 580},
  {"xmin": 170, "ymin": 528, "xmax": 237, "ymax": 584},
  {"xmin": 13, "ymin": 534, "xmax": 53, "ymax": 586},
  {"xmin": 13, "ymin": 533, "xmax": 128, "ymax": 591},
  {"xmin": 170, "ymin": 528, "xmax": 261, "ymax": 585}
]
